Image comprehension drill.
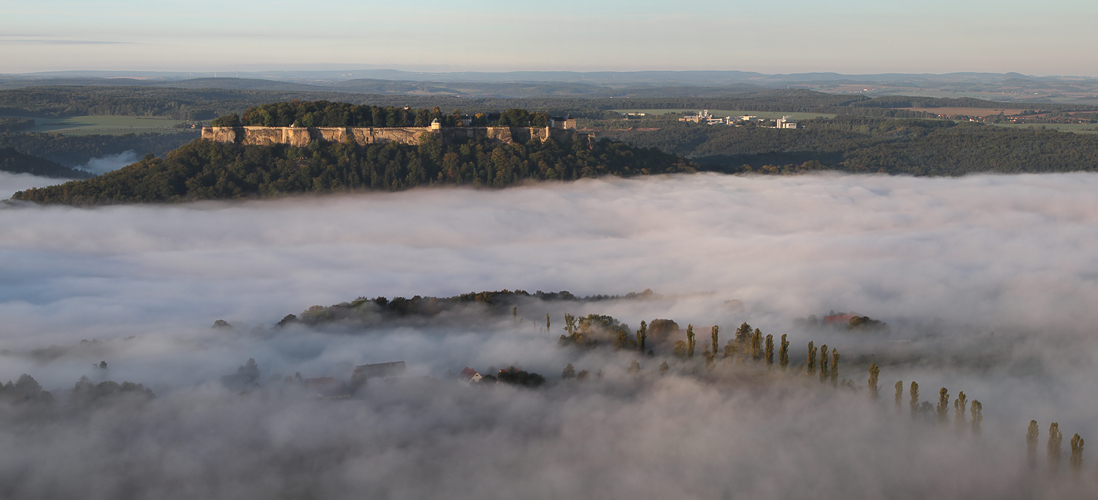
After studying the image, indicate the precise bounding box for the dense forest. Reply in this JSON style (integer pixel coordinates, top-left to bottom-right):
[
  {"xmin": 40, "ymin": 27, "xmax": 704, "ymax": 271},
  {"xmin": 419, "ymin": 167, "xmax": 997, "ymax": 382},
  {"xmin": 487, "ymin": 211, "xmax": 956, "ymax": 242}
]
[
  {"xmin": 607, "ymin": 117, "xmax": 1098, "ymax": 175},
  {"xmin": 216, "ymin": 101, "xmax": 551, "ymax": 128},
  {"xmin": 11, "ymin": 134, "xmax": 692, "ymax": 204},
  {"xmin": 0, "ymin": 147, "xmax": 93, "ymax": 178}
]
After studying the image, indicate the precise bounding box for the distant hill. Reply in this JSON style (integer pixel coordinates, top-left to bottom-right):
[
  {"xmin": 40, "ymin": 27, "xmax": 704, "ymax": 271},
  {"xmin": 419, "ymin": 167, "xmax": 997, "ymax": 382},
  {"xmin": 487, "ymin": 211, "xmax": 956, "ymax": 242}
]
[
  {"xmin": 0, "ymin": 147, "xmax": 93, "ymax": 178},
  {"xmin": 10, "ymin": 132, "xmax": 693, "ymax": 205}
]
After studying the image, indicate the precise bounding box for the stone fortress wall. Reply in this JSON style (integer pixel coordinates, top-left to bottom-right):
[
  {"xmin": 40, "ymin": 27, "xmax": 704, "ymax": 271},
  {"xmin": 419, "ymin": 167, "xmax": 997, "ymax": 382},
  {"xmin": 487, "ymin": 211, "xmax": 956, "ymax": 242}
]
[{"xmin": 201, "ymin": 125, "xmax": 587, "ymax": 147}]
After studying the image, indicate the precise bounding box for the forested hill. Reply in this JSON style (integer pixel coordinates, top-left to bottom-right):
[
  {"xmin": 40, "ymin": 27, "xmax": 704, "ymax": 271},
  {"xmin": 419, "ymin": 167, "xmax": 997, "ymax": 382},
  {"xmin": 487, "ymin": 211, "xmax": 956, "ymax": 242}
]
[
  {"xmin": 10, "ymin": 134, "xmax": 692, "ymax": 205},
  {"xmin": 0, "ymin": 148, "xmax": 94, "ymax": 179}
]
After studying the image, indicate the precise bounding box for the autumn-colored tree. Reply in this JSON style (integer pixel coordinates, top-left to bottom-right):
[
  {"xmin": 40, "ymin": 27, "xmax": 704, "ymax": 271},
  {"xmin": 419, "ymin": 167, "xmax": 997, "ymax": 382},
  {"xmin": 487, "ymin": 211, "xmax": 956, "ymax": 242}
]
[
  {"xmin": 1027, "ymin": 420, "xmax": 1040, "ymax": 470},
  {"xmin": 1070, "ymin": 433, "xmax": 1084, "ymax": 475},
  {"xmin": 686, "ymin": 324, "xmax": 696, "ymax": 359},
  {"xmin": 704, "ymin": 344, "xmax": 714, "ymax": 369},
  {"xmin": 723, "ymin": 339, "xmax": 738, "ymax": 358},
  {"xmin": 673, "ymin": 340, "xmax": 687, "ymax": 358},
  {"xmin": 894, "ymin": 381, "xmax": 903, "ymax": 410},
  {"xmin": 819, "ymin": 345, "xmax": 829, "ymax": 382},
  {"xmin": 576, "ymin": 369, "xmax": 589, "ymax": 381},
  {"xmin": 751, "ymin": 329, "xmax": 762, "ymax": 360},
  {"xmin": 868, "ymin": 364, "xmax": 880, "ymax": 399},
  {"xmin": 562, "ymin": 364, "xmax": 576, "ymax": 379},
  {"xmin": 954, "ymin": 392, "xmax": 967, "ymax": 432},
  {"xmin": 937, "ymin": 388, "xmax": 950, "ymax": 424},
  {"xmin": 778, "ymin": 334, "xmax": 789, "ymax": 370},
  {"xmin": 658, "ymin": 361, "xmax": 669, "ymax": 375},
  {"xmin": 970, "ymin": 400, "xmax": 982, "ymax": 435},
  {"xmin": 711, "ymin": 325, "xmax": 719, "ymax": 360},
  {"xmin": 765, "ymin": 334, "xmax": 774, "ymax": 367},
  {"xmin": 1049, "ymin": 422, "xmax": 1063, "ymax": 472},
  {"xmin": 829, "ymin": 350, "xmax": 839, "ymax": 386},
  {"xmin": 910, "ymin": 381, "xmax": 920, "ymax": 417},
  {"xmin": 627, "ymin": 360, "xmax": 641, "ymax": 374},
  {"xmin": 564, "ymin": 314, "xmax": 576, "ymax": 336},
  {"xmin": 637, "ymin": 320, "xmax": 647, "ymax": 353},
  {"xmin": 806, "ymin": 341, "xmax": 816, "ymax": 375}
]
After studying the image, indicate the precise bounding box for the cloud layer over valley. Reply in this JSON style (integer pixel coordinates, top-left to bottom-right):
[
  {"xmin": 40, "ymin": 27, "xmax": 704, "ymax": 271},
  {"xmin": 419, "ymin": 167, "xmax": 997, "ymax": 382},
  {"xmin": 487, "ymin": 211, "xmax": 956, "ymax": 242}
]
[{"xmin": 2, "ymin": 172, "xmax": 1097, "ymax": 498}]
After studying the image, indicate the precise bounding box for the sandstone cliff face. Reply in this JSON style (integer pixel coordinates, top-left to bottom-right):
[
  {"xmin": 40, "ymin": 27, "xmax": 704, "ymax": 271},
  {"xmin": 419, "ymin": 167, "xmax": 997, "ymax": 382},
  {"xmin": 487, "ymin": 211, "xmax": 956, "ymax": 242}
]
[{"xmin": 201, "ymin": 126, "xmax": 584, "ymax": 147}]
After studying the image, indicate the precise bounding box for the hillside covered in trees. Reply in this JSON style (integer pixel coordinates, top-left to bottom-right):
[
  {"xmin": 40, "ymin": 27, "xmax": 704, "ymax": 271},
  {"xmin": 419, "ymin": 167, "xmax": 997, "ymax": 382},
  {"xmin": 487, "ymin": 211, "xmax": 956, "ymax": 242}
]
[
  {"xmin": 0, "ymin": 147, "xmax": 93, "ymax": 178},
  {"xmin": 607, "ymin": 117, "xmax": 1098, "ymax": 175},
  {"xmin": 11, "ymin": 133, "xmax": 692, "ymax": 205}
]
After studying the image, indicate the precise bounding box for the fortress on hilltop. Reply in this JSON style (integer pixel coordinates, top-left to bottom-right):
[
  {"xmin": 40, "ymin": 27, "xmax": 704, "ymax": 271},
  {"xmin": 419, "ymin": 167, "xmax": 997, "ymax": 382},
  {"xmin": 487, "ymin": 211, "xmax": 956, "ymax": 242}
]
[{"xmin": 202, "ymin": 117, "xmax": 587, "ymax": 148}]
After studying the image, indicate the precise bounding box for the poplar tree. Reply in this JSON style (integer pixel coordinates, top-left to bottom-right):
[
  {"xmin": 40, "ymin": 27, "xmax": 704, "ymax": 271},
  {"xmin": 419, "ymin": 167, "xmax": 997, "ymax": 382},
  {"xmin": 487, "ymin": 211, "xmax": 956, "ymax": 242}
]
[
  {"xmin": 711, "ymin": 325, "xmax": 719, "ymax": 360},
  {"xmin": 819, "ymin": 345, "xmax": 829, "ymax": 382},
  {"xmin": 751, "ymin": 329, "xmax": 763, "ymax": 360},
  {"xmin": 868, "ymin": 364, "xmax": 880, "ymax": 399},
  {"xmin": 778, "ymin": 334, "xmax": 789, "ymax": 370},
  {"xmin": 1027, "ymin": 420, "xmax": 1040, "ymax": 470},
  {"xmin": 954, "ymin": 391, "xmax": 967, "ymax": 432},
  {"xmin": 723, "ymin": 339, "xmax": 738, "ymax": 358},
  {"xmin": 937, "ymin": 388, "xmax": 950, "ymax": 424},
  {"xmin": 686, "ymin": 324, "xmax": 695, "ymax": 359},
  {"xmin": 1049, "ymin": 423, "xmax": 1063, "ymax": 472},
  {"xmin": 1070, "ymin": 433, "xmax": 1084, "ymax": 474},
  {"xmin": 637, "ymin": 320, "xmax": 647, "ymax": 353},
  {"xmin": 806, "ymin": 341, "xmax": 816, "ymax": 375},
  {"xmin": 910, "ymin": 381, "xmax": 920, "ymax": 417},
  {"xmin": 564, "ymin": 314, "xmax": 576, "ymax": 336},
  {"xmin": 970, "ymin": 400, "xmax": 982, "ymax": 435},
  {"xmin": 894, "ymin": 381, "xmax": 903, "ymax": 410},
  {"xmin": 765, "ymin": 334, "xmax": 774, "ymax": 367},
  {"xmin": 829, "ymin": 350, "xmax": 839, "ymax": 386},
  {"xmin": 546, "ymin": 313, "xmax": 550, "ymax": 331}
]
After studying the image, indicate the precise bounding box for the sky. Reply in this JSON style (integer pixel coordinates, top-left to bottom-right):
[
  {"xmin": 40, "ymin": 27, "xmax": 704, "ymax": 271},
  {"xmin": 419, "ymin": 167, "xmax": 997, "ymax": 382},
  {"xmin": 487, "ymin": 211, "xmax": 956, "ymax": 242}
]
[{"xmin": 2, "ymin": 0, "xmax": 1097, "ymax": 75}]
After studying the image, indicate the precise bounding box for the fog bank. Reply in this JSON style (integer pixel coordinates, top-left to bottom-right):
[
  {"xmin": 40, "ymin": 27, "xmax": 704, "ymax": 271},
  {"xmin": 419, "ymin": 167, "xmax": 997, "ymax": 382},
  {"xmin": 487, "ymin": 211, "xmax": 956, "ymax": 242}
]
[{"xmin": 2, "ymin": 172, "xmax": 1098, "ymax": 498}]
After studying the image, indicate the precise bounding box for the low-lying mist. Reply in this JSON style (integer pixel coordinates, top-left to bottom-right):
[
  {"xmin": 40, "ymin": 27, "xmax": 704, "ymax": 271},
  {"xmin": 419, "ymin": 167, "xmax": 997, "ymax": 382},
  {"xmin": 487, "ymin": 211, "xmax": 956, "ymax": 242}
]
[{"xmin": 2, "ymin": 172, "xmax": 1097, "ymax": 498}]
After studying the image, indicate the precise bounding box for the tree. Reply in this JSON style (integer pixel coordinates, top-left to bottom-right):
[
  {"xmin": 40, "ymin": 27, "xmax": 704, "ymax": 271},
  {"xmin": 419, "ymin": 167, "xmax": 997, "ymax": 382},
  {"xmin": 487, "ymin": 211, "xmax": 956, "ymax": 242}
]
[
  {"xmin": 546, "ymin": 313, "xmax": 550, "ymax": 331},
  {"xmin": 751, "ymin": 329, "xmax": 762, "ymax": 360},
  {"xmin": 819, "ymin": 345, "xmax": 829, "ymax": 382},
  {"xmin": 894, "ymin": 381, "xmax": 903, "ymax": 410},
  {"xmin": 1027, "ymin": 420, "xmax": 1040, "ymax": 470},
  {"xmin": 628, "ymin": 360, "xmax": 641, "ymax": 374},
  {"xmin": 778, "ymin": 334, "xmax": 790, "ymax": 370},
  {"xmin": 829, "ymin": 350, "xmax": 839, "ymax": 386},
  {"xmin": 971, "ymin": 400, "xmax": 982, "ymax": 435},
  {"xmin": 937, "ymin": 388, "xmax": 950, "ymax": 424},
  {"xmin": 564, "ymin": 314, "xmax": 576, "ymax": 336},
  {"xmin": 723, "ymin": 339, "xmax": 738, "ymax": 358},
  {"xmin": 658, "ymin": 361, "xmax": 669, "ymax": 375},
  {"xmin": 910, "ymin": 381, "xmax": 920, "ymax": 417},
  {"xmin": 868, "ymin": 364, "xmax": 880, "ymax": 399},
  {"xmin": 806, "ymin": 341, "xmax": 816, "ymax": 375},
  {"xmin": 1070, "ymin": 433, "xmax": 1084, "ymax": 475},
  {"xmin": 765, "ymin": 334, "xmax": 774, "ymax": 367},
  {"xmin": 711, "ymin": 325, "xmax": 719, "ymax": 360},
  {"xmin": 637, "ymin": 320, "xmax": 647, "ymax": 353},
  {"xmin": 673, "ymin": 340, "xmax": 687, "ymax": 358},
  {"xmin": 686, "ymin": 324, "xmax": 695, "ymax": 359},
  {"xmin": 1049, "ymin": 422, "xmax": 1063, "ymax": 472},
  {"xmin": 577, "ymin": 369, "xmax": 590, "ymax": 381},
  {"xmin": 735, "ymin": 322, "xmax": 752, "ymax": 347},
  {"xmin": 562, "ymin": 364, "xmax": 576, "ymax": 379},
  {"xmin": 954, "ymin": 392, "xmax": 967, "ymax": 432}
]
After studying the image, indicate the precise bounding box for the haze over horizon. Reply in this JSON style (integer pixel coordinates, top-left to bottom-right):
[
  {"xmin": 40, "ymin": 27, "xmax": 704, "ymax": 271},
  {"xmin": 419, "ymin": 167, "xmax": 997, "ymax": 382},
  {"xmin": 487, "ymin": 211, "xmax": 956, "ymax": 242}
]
[{"xmin": 3, "ymin": 0, "xmax": 1097, "ymax": 76}]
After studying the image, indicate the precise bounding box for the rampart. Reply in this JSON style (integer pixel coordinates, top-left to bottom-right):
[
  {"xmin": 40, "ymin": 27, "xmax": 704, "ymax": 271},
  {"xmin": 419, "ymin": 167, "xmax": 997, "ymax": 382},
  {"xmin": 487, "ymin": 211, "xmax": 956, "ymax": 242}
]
[{"xmin": 201, "ymin": 126, "xmax": 585, "ymax": 147}]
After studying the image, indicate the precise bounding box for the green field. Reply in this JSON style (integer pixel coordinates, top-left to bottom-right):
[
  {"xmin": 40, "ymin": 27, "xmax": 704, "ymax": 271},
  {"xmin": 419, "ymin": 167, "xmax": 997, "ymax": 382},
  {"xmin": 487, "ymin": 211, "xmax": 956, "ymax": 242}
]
[
  {"xmin": 612, "ymin": 109, "xmax": 836, "ymax": 120},
  {"xmin": 990, "ymin": 122, "xmax": 1098, "ymax": 134},
  {"xmin": 1, "ymin": 115, "xmax": 197, "ymax": 136}
]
